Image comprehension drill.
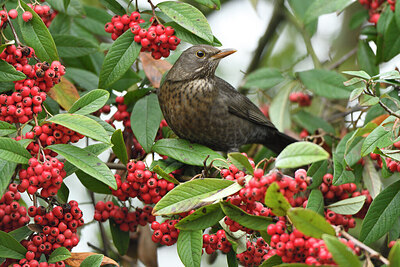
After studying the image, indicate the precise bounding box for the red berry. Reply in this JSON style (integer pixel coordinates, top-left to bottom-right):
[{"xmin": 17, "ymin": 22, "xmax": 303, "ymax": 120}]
[{"xmin": 22, "ymin": 11, "xmax": 33, "ymax": 22}]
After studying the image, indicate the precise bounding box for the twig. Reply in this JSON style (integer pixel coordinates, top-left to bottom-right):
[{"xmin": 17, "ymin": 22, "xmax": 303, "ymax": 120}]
[
  {"xmin": 378, "ymin": 99, "xmax": 400, "ymax": 119},
  {"xmin": 87, "ymin": 242, "xmax": 107, "ymax": 255},
  {"xmin": 106, "ymin": 162, "xmax": 127, "ymax": 170},
  {"xmin": 338, "ymin": 227, "xmax": 390, "ymax": 265},
  {"xmin": 245, "ymin": 0, "xmax": 285, "ymax": 75},
  {"xmin": 327, "ymin": 47, "xmax": 357, "ymax": 70},
  {"xmin": 286, "ymin": 10, "xmax": 321, "ymax": 69},
  {"xmin": 6, "ymin": 14, "xmax": 21, "ymax": 46},
  {"xmin": 327, "ymin": 106, "xmax": 365, "ymax": 122},
  {"xmin": 147, "ymin": 0, "xmax": 161, "ymax": 25}
]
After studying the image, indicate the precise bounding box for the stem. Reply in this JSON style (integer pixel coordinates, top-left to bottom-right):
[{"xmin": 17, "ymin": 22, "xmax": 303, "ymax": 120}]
[
  {"xmin": 245, "ymin": 0, "xmax": 285, "ymax": 75},
  {"xmin": 286, "ymin": 10, "xmax": 321, "ymax": 69},
  {"xmin": 378, "ymin": 100, "xmax": 400, "ymax": 119},
  {"xmin": 338, "ymin": 228, "xmax": 390, "ymax": 265},
  {"xmin": 147, "ymin": 0, "xmax": 161, "ymax": 25},
  {"xmin": 6, "ymin": 15, "xmax": 21, "ymax": 46},
  {"xmin": 327, "ymin": 47, "xmax": 357, "ymax": 70},
  {"xmin": 106, "ymin": 162, "xmax": 127, "ymax": 170}
]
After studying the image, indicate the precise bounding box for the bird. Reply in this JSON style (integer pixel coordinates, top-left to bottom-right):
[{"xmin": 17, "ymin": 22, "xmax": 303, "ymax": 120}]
[{"xmin": 157, "ymin": 44, "xmax": 297, "ymax": 154}]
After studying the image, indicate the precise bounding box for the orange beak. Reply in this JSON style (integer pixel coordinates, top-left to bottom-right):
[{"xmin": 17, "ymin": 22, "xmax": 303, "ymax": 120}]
[{"xmin": 212, "ymin": 48, "xmax": 237, "ymax": 59}]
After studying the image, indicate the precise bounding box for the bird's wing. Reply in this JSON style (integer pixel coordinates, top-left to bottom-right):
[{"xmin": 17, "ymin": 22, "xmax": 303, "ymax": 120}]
[{"xmin": 215, "ymin": 77, "xmax": 277, "ymax": 129}]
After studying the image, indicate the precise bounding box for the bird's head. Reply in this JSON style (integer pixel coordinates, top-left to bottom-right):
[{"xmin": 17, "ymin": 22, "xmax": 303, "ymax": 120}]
[{"xmin": 165, "ymin": 45, "xmax": 236, "ymax": 82}]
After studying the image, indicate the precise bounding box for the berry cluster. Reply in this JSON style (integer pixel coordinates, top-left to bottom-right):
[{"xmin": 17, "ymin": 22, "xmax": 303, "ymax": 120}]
[
  {"xmin": 28, "ymin": 201, "xmax": 83, "ymax": 253},
  {"xmin": 0, "ymin": 10, "xmax": 8, "ymax": 27},
  {"xmin": 289, "ymin": 92, "xmax": 312, "ymax": 107},
  {"xmin": 27, "ymin": 3, "xmax": 57, "ymax": 27},
  {"xmin": 223, "ymin": 167, "xmax": 308, "ymax": 207},
  {"xmin": 236, "ymin": 238, "xmax": 269, "ymax": 266},
  {"xmin": 151, "ymin": 219, "xmax": 180, "ymax": 246},
  {"xmin": 112, "ymin": 161, "xmax": 175, "ymax": 204},
  {"xmin": 104, "ymin": 12, "xmax": 180, "ymax": 59},
  {"xmin": 0, "ymin": 183, "xmax": 29, "ymax": 232},
  {"xmin": 6, "ymin": 258, "xmax": 65, "ymax": 267},
  {"xmin": 0, "ymin": 45, "xmax": 65, "ymax": 125},
  {"xmin": 266, "ymin": 217, "xmax": 360, "ymax": 264},
  {"xmin": 359, "ymin": 0, "xmax": 397, "ymax": 24},
  {"xmin": 17, "ymin": 157, "xmax": 66, "ymax": 197},
  {"xmin": 94, "ymin": 201, "xmax": 155, "ymax": 232},
  {"xmin": 202, "ymin": 229, "xmax": 232, "ymax": 254},
  {"xmin": 23, "ymin": 123, "xmax": 84, "ymax": 156}
]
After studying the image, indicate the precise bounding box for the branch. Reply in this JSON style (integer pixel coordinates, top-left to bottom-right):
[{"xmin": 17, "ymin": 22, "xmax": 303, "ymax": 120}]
[
  {"xmin": 106, "ymin": 162, "xmax": 127, "ymax": 170},
  {"xmin": 6, "ymin": 14, "xmax": 21, "ymax": 46},
  {"xmin": 338, "ymin": 228, "xmax": 390, "ymax": 265},
  {"xmin": 286, "ymin": 10, "xmax": 321, "ymax": 69},
  {"xmin": 327, "ymin": 47, "xmax": 357, "ymax": 70},
  {"xmin": 244, "ymin": 0, "xmax": 285, "ymax": 76},
  {"xmin": 378, "ymin": 99, "xmax": 400, "ymax": 120}
]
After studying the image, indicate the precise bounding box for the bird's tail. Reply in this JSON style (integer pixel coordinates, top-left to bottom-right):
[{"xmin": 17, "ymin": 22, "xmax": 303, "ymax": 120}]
[{"xmin": 264, "ymin": 131, "xmax": 297, "ymax": 155}]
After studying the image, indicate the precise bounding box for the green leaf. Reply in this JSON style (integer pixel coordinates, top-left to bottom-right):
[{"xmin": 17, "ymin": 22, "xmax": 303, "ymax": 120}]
[
  {"xmin": 264, "ymin": 182, "xmax": 291, "ymax": 216},
  {"xmin": 175, "ymin": 203, "xmax": 224, "ymax": 230},
  {"xmin": 326, "ymin": 195, "xmax": 366, "ymax": 215},
  {"xmin": 345, "ymin": 122, "xmax": 377, "ymax": 153},
  {"xmin": 383, "ymin": 15, "xmax": 400, "ymax": 61},
  {"xmin": 304, "ymin": 0, "xmax": 354, "ymax": 24},
  {"xmin": 228, "ymin": 152, "xmax": 254, "ymax": 175},
  {"xmin": 344, "ymin": 136, "xmax": 363, "ymax": 166},
  {"xmin": 361, "ymin": 125, "xmax": 393, "ymax": 156},
  {"xmin": 362, "ymin": 157, "xmax": 382, "ymax": 199},
  {"xmin": 389, "ymin": 240, "xmax": 400, "ymax": 267},
  {"xmin": 360, "ymin": 180, "xmax": 400, "ymax": 245},
  {"xmin": 287, "ymin": 208, "xmax": 335, "ymax": 239},
  {"xmin": 307, "ymin": 160, "xmax": 328, "ymax": 189},
  {"xmin": 158, "ymin": 1, "xmax": 214, "ymax": 43},
  {"xmin": 0, "ymin": 121, "xmax": 17, "ymax": 136},
  {"xmin": 74, "ymin": 5, "xmax": 111, "ymax": 36},
  {"xmin": 80, "ymin": 254, "xmax": 104, "ymax": 267},
  {"xmin": 53, "ymin": 34, "xmax": 99, "ymax": 58},
  {"xmin": 0, "ymin": 137, "xmax": 31, "ymax": 164},
  {"xmin": 47, "ymin": 0, "xmax": 84, "ymax": 16},
  {"xmin": 220, "ymin": 202, "xmax": 273, "ymax": 231},
  {"xmin": 76, "ymin": 170, "xmax": 112, "ymax": 194},
  {"xmin": 0, "ymin": 230, "xmax": 27, "ymax": 259},
  {"xmin": 342, "ymin": 70, "xmax": 371, "ymax": 80},
  {"xmin": 322, "ymin": 234, "xmax": 362, "ymax": 267},
  {"xmin": 64, "ymin": 67, "xmax": 99, "ymax": 91},
  {"xmin": 100, "ymin": 0, "xmax": 125, "ymax": 15},
  {"xmin": 98, "ymin": 30, "xmax": 140, "ymax": 89},
  {"xmin": 0, "ymin": 60, "xmax": 26, "ymax": 82},
  {"xmin": 243, "ymin": 68, "xmax": 285, "ymax": 89},
  {"xmin": 153, "ymin": 179, "xmax": 234, "ymax": 215},
  {"xmin": 131, "ymin": 94, "xmax": 162, "ymax": 153},
  {"xmin": 9, "ymin": 226, "xmax": 33, "ymax": 242},
  {"xmin": 177, "ymin": 230, "xmax": 202, "ymax": 267},
  {"xmin": 332, "ymin": 154, "xmax": 355, "ymax": 186},
  {"xmin": 270, "ymin": 82, "xmax": 291, "ymax": 132},
  {"xmin": 57, "ymin": 183, "xmax": 69, "ymax": 204},
  {"xmin": 298, "ymin": 69, "xmax": 354, "ymax": 99},
  {"xmin": 47, "ymin": 113, "xmax": 110, "ymax": 144},
  {"xmin": 357, "ymin": 40, "xmax": 379, "ymax": 76},
  {"xmin": 68, "ymin": 89, "xmax": 109, "ymax": 115},
  {"xmin": 201, "ymin": 179, "xmax": 244, "ymax": 203},
  {"xmin": 194, "ymin": 0, "xmax": 220, "ymax": 9},
  {"xmin": 63, "ymin": 0, "xmax": 71, "ymax": 10},
  {"xmin": 306, "ymin": 189, "xmax": 324, "ymax": 215},
  {"xmin": 275, "ymin": 142, "xmax": 330, "ymax": 168},
  {"xmin": 152, "ymin": 139, "xmax": 228, "ymax": 168},
  {"xmin": 109, "ymin": 219, "xmax": 129, "ymax": 255},
  {"xmin": 260, "ymin": 255, "xmax": 282, "ymax": 267},
  {"xmin": 47, "ymin": 144, "xmax": 117, "ymax": 189},
  {"xmin": 111, "ymin": 129, "xmax": 128, "ymax": 165},
  {"xmin": 151, "ymin": 165, "xmax": 180, "ymax": 184},
  {"xmin": 86, "ymin": 115, "xmax": 115, "ymax": 137},
  {"xmin": 18, "ymin": 0, "xmax": 59, "ymax": 62},
  {"xmin": 227, "ymin": 249, "xmax": 238, "ymax": 267},
  {"xmin": 48, "ymin": 247, "xmax": 71, "ymax": 263},
  {"xmin": 359, "ymin": 95, "xmax": 379, "ymax": 106},
  {"xmin": 344, "ymin": 77, "xmax": 364, "ymax": 87}
]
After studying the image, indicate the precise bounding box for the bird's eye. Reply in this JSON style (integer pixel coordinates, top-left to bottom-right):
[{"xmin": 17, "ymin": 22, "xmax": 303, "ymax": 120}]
[{"xmin": 196, "ymin": 50, "xmax": 205, "ymax": 58}]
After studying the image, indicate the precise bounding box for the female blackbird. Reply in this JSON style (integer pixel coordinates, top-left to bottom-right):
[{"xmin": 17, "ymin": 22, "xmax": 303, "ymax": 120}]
[{"xmin": 158, "ymin": 45, "xmax": 296, "ymax": 154}]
